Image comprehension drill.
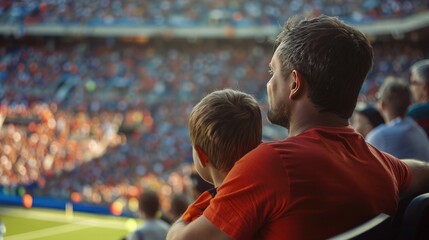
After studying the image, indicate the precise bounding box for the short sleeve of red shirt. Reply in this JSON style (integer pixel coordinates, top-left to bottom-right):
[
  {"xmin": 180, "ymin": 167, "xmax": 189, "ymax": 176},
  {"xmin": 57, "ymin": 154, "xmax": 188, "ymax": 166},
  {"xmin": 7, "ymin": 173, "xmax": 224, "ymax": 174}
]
[
  {"xmin": 204, "ymin": 143, "xmax": 289, "ymax": 239},
  {"xmin": 376, "ymin": 149, "xmax": 413, "ymax": 193}
]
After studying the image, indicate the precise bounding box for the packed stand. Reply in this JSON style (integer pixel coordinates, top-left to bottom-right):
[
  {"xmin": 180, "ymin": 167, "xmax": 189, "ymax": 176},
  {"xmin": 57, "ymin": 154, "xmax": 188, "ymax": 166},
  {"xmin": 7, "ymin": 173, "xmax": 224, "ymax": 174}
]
[
  {"xmin": 1, "ymin": 0, "xmax": 429, "ymax": 27},
  {"xmin": 0, "ymin": 103, "xmax": 122, "ymax": 193}
]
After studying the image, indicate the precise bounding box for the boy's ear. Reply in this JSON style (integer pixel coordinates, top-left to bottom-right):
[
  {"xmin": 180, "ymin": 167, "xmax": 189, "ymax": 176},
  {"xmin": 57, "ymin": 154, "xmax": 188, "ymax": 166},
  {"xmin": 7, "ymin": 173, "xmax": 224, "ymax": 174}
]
[{"xmin": 195, "ymin": 146, "xmax": 209, "ymax": 167}]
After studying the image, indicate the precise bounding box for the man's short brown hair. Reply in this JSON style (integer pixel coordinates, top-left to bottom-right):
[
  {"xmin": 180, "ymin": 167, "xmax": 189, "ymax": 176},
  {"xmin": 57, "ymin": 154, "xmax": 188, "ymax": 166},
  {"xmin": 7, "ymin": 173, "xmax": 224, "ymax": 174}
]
[
  {"xmin": 275, "ymin": 15, "xmax": 373, "ymax": 119},
  {"xmin": 189, "ymin": 89, "xmax": 262, "ymax": 172}
]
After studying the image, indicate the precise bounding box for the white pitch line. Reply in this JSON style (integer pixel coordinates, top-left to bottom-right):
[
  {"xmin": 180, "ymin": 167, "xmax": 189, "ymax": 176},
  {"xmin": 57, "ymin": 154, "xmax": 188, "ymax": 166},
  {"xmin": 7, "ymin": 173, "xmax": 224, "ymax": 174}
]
[
  {"xmin": 0, "ymin": 207, "xmax": 128, "ymax": 229},
  {"xmin": 6, "ymin": 223, "xmax": 92, "ymax": 240}
]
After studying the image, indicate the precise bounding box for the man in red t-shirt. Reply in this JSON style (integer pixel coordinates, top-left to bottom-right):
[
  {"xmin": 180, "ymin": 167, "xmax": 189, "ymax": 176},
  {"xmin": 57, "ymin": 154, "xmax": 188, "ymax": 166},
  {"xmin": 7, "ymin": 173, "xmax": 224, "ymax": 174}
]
[{"xmin": 167, "ymin": 15, "xmax": 429, "ymax": 240}]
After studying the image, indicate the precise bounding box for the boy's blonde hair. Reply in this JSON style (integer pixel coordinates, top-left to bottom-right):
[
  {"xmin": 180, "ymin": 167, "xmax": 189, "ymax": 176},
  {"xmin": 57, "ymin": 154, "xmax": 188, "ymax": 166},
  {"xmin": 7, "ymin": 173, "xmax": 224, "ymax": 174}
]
[{"xmin": 189, "ymin": 89, "xmax": 262, "ymax": 172}]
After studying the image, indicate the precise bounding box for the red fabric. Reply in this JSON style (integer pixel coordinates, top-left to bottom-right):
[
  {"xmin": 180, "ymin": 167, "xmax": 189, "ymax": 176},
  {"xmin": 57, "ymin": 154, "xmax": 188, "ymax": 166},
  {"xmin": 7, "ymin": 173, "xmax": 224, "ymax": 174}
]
[
  {"xmin": 182, "ymin": 190, "xmax": 213, "ymax": 222},
  {"xmin": 204, "ymin": 126, "xmax": 412, "ymax": 240}
]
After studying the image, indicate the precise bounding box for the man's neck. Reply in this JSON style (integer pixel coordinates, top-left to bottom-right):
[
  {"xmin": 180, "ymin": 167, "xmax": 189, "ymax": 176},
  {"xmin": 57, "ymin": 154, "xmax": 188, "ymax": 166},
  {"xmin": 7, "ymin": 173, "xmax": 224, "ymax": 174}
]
[
  {"xmin": 288, "ymin": 110, "xmax": 349, "ymax": 137},
  {"xmin": 287, "ymin": 97, "xmax": 349, "ymax": 137},
  {"xmin": 385, "ymin": 113, "xmax": 406, "ymax": 123},
  {"xmin": 417, "ymin": 94, "xmax": 429, "ymax": 103}
]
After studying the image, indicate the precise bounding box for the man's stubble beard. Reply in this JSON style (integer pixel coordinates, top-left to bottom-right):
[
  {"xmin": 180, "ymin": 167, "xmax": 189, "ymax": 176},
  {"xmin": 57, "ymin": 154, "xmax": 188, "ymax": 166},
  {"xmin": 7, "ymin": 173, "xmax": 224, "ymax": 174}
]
[{"xmin": 267, "ymin": 104, "xmax": 290, "ymax": 129}]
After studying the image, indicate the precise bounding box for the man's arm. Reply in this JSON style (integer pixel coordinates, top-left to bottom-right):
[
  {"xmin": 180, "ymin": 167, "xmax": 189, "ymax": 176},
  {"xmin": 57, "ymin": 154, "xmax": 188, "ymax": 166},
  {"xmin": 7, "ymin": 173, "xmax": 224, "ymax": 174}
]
[
  {"xmin": 166, "ymin": 216, "xmax": 232, "ymax": 240},
  {"xmin": 401, "ymin": 159, "xmax": 429, "ymax": 199}
]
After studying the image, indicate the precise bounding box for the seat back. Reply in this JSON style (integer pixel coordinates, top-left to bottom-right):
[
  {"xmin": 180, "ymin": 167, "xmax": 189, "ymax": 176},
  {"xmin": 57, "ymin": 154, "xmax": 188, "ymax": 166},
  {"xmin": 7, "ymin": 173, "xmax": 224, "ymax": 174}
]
[
  {"xmin": 328, "ymin": 213, "xmax": 391, "ymax": 240},
  {"xmin": 391, "ymin": 193, "xmax": 419, "ymax": 237},
  {"xmin": 398, "ymin": 193, "xmax": 429, "ymax": 240}
]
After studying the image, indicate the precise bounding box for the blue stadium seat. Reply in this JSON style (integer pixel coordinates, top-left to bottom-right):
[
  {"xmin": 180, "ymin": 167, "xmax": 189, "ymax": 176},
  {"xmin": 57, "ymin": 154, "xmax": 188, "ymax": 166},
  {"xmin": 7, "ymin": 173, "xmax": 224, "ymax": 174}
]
[
  {"xmin": 397, "ymin": 193, "xmax": 429, "ymax": 240},
  {"xmin": 328, "ymin": 213, "xmax": 391, "ymax": 240}
]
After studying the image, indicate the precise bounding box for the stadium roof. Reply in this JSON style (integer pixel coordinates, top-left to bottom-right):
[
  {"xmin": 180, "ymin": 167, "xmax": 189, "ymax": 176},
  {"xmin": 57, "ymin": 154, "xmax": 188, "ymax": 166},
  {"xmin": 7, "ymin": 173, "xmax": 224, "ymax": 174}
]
[{"xmin": 0, "ymin": 12, "xmax": 428, "ymax": 39}]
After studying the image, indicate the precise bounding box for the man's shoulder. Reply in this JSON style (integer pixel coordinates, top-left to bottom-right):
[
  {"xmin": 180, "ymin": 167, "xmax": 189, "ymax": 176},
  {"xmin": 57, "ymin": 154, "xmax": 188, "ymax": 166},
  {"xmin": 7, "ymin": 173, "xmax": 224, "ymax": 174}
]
[
  {"xmin": 239, "ymin": 140, "xmax": 297, "ymax": 164},
  {"xmin": 131, "ymin": 220, "xmax": 169, "ymax": 240},
  {"xmin": 260, "ymin": 134, "xmax": 323, "ymax": 154},
  {"xmin": 143, "ymin": 219, "xmax": 170, "ymax": 230},
  {"xmin": 262, "ymin": 137, "xmax": 304, "ymax": 150},
  {"xmin": 369, "ymin": 123, "xmax": 390, "ymax": 136},
  {"xmin": 265, "ymin": 127, "xmax": 358, "ymax": 143},
  {"xmin": 367, "ymin": 124, "xmax": 392, "ymax": 144}
]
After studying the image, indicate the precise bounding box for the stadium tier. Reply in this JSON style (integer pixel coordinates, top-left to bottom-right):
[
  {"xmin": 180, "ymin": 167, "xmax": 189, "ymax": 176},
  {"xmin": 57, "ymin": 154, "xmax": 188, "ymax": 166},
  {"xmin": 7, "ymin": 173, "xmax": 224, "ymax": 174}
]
[{"xmin": 0, "ymin": 0, "xmax": 429, "ymax": 37}]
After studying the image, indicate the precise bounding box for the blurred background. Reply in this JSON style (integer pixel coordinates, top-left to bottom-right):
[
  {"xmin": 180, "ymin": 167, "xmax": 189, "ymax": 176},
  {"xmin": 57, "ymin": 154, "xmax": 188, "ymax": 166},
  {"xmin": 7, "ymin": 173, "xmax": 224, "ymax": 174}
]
[{"xmin": 0, "ymin": 0, "xmax": 428, "ymax": 239}]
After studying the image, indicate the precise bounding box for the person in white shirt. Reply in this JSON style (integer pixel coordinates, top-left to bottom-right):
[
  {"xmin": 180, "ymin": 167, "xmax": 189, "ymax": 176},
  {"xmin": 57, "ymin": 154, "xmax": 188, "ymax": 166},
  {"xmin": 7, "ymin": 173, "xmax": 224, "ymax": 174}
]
[{"xmin": 367, "ymin": 77, "xmax": 429, "ymax": 162}]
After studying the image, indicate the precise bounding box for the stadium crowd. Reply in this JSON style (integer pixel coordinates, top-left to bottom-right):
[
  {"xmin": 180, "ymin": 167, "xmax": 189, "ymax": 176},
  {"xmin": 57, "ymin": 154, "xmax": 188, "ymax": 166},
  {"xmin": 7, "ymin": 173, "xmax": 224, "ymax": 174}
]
[
  {"xmin": 0, "ymin": 103, "xmax": 122, "ymax": 192},
  {"xmin": 1, "ymin": 0, "xmax": 429, "ymax": 27},
  {"xmin": 0, "ymin": 37, "xmax": 427, "ymax": 214}
]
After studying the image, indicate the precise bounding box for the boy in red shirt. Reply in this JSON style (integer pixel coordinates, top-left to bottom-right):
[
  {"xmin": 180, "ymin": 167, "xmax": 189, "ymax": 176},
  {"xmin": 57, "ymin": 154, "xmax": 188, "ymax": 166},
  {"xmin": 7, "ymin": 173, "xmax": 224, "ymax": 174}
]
[{"xmin": 182, "ymin": 88, "xmax": 262, "ymax": 222}]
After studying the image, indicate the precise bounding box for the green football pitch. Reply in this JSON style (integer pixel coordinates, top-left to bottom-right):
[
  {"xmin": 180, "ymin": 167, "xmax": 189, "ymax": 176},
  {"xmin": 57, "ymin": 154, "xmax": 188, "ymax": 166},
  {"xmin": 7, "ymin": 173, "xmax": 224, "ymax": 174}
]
[{"xmin": 0, "ymin": 206, "xmax": 143, "ymax": 240}]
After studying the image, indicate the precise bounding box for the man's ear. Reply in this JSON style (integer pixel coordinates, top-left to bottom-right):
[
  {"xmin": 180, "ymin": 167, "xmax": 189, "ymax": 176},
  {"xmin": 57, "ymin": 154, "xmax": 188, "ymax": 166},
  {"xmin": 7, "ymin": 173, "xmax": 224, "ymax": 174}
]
[
  {"xmin": 195, "ymin": 146, "xmax": 209, "ymax": 167},
  {"xmin": 289, "ymin": 70, "xmax": 304, "ymax": 100}
]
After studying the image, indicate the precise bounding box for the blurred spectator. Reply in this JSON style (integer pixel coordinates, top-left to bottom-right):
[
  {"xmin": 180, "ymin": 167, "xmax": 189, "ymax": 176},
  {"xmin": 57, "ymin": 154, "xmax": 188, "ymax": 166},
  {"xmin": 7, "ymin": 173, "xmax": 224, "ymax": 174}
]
[
  {"xmin": 126, "ymin": 190, "xmax": 170, "ymax": 240},
  {"xmin": 351, "ymin": 102, "xmax": 385, "ymax": 138},
  {"xmin": 168, "ymin": 194, "xmax": 191, "ymax": 223},
  {"xmin": 367, "ymin": 77, "xmax": 429, "ymax": 161},
  {"xmin": 408, "ymin": 59, "xmax": 429, "ymax": 138},
  {"xmin": 189, "ymin": 172, "xmax": 214, "ymax": 200}
]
